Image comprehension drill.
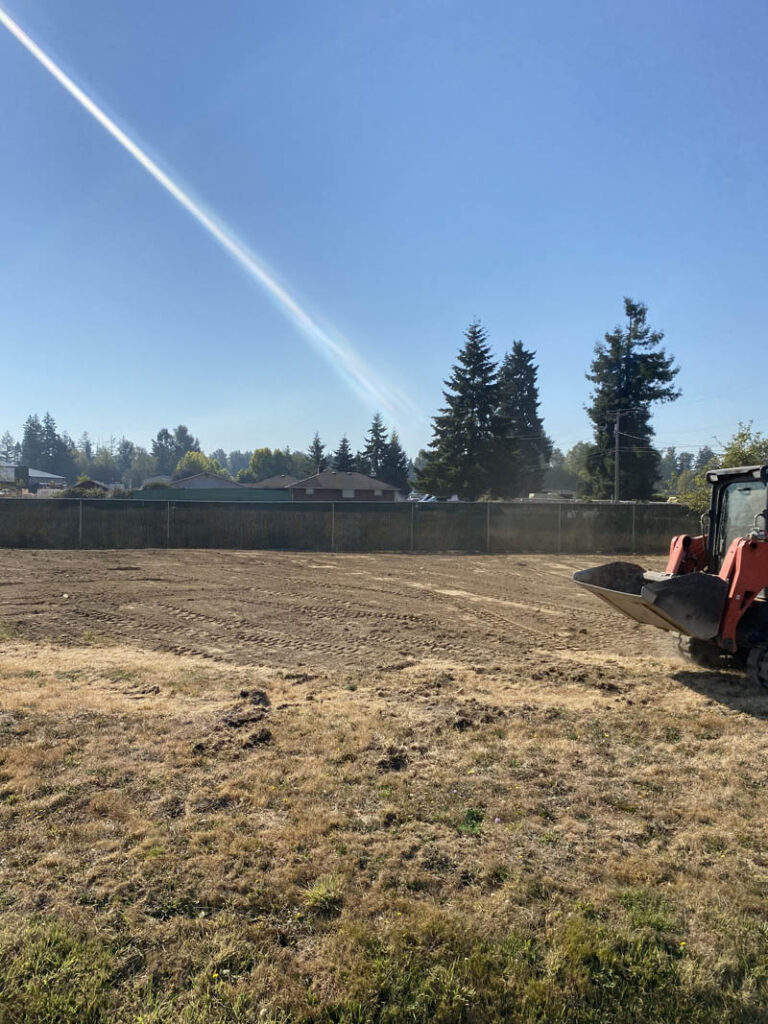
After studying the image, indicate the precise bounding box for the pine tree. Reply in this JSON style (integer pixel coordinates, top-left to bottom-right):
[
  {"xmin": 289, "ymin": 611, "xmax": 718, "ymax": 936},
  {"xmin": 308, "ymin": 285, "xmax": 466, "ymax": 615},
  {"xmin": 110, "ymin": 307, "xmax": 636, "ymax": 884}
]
[
  {"xmin": 0, "ymin": 431, "xmax": 17, "ymax": 464},
  {"xmin": 417, "ymin": 322, "xmax": 503, "ymax": 499},
  {"xmin": 79, "ymin": 432, "xmax": 93, "ymax": 462},
  {"xmin": 379, "ymin": 430, "xmax": 410, "ymax": 491},
  {"xmin": 333, "ymin": 436, "xmax": 355, "ymax": 472},
  {"xmin": 497, "ymin": 342, "xmax": 552, "ymax": 496},
  {"xmin": 586, "ymin": 299, "xmax": 680, "ymax": 500},
  {"xmin": 360, "ymin": 413, "xmax": 389, "ymax": 478},
  {"xmin": 308, "ymin": 433, "xmax": 326, "ymax": 473},
  {"xmin": 40, "ymin": 412, "xmax": 61, "ymax": 472},
  {"xmin": 20, "ymin": 414, "xmax": 44, "ymax": 469}
]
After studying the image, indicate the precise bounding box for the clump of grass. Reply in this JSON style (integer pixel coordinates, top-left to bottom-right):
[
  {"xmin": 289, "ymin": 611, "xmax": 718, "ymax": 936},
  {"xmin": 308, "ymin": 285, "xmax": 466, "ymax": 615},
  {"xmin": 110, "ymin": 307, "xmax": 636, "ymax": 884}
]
[
  {"xmin": 302, "ymin": 874, "xmax": 345, "ymax": 917},
  {"xmin": 0, "ymin": 918, "xmax": 115, "ymax": 1023},
  {"xmin": 0, "ymin": 621, "xmax": 18, "ymax": 641},
  {"xmin": 457, "ymin": 807, "xmax": 484, "ymax": 836}
]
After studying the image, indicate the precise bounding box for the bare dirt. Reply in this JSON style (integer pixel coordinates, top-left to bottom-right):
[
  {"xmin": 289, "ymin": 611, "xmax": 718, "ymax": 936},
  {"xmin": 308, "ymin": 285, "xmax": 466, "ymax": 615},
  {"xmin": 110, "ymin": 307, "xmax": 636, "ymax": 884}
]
[{"xmin": 0, "ymin": 549, "xmax": 672, "ymax": 668}]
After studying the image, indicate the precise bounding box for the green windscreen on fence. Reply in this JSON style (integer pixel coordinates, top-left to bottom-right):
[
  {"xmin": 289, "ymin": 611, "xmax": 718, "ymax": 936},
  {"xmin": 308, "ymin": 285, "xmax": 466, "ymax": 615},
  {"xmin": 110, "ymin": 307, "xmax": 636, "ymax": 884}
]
[{"xmin": 0, "ymin": 498, "xmax": 699, "ymax": 553}]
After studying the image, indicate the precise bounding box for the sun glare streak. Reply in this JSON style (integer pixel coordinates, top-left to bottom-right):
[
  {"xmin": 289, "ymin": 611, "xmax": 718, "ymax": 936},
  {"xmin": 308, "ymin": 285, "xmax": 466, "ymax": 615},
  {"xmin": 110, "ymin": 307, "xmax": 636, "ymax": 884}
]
[{"xmin": 0, "ymin": 6, "xmax": 416, "ymax": 416}]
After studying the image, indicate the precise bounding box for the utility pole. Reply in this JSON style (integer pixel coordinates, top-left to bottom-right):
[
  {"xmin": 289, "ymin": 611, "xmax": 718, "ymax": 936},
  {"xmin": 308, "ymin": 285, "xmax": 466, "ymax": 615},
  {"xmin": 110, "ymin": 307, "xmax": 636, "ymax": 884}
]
[{"xmin": 613, "ymin": 410, "xmax": 620, "ymax": 502}]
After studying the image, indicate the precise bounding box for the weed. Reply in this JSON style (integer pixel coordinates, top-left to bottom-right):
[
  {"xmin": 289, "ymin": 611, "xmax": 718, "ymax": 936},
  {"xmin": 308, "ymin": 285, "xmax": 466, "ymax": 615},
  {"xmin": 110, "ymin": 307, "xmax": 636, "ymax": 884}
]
[
  {"xmin": 457, "ymin": 807, "xmax": 484, "ymax": 836},
  {"xmin": 302, "ymin": 874, "xmax": 344, "ymax": 917}
]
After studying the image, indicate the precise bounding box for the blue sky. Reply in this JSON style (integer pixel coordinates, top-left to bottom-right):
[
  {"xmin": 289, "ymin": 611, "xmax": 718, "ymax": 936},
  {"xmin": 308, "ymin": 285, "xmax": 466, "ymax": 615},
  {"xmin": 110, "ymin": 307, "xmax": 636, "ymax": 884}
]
[{"xmin": 1, "ymin": 0, "xmax": 766, "ymax": 460}]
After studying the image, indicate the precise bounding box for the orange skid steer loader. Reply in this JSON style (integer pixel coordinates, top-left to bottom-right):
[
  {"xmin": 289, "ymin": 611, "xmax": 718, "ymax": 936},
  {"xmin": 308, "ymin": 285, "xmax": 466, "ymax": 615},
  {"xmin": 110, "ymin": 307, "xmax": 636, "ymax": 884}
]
[{"xmin": 573, "ymin": 465, "xmax": 768, "ymax": 687}]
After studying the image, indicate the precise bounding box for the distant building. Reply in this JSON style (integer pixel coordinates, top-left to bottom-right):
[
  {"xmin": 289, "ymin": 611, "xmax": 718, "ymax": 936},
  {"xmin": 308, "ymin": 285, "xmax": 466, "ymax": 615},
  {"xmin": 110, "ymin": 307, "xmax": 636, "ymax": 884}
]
[
  {"xmin": 290, "ymin": 471, "xmax": 396, "ymax": 502},
  {"xmin": 168, "ymin": 472, "xmax": 244, "ymax": 490},
  {"xmin": 248, "ymin": 474, "xmax": 297, "ymax": 490},
  {"xmin": 0, "ymin": 461, "xmax": 66, "ymax": 492}
]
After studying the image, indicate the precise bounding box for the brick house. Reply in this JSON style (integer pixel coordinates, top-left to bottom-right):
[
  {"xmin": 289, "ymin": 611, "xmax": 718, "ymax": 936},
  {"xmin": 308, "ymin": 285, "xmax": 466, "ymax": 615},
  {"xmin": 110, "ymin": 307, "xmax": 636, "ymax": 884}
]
[{"xmin": 290, "ymin": 470, "xmax": 396, "ymax": 501}]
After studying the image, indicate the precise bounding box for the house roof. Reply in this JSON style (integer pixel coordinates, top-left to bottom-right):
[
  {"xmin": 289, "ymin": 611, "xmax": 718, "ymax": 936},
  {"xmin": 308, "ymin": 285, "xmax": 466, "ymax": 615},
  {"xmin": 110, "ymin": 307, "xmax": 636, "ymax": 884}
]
[
  {"xmin": 0, "ymin": 462, "xmax": 66, "ymax": 481},
  {"xmin": 291, "ymin": 471, "xmax": 394, "ymax": 491},
  {"xmin": 168, "ymin": 472, "xmax": 243, "ymax": 488},
  {"xmin": 248, "ymin": 474, "xmax": 297, "ymax": 489}
]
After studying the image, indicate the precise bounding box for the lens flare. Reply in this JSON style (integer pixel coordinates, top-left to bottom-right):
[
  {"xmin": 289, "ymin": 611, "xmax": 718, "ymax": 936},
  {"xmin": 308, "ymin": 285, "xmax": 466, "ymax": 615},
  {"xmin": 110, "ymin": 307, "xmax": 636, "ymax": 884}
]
[{"xmin": 0, "ymin": 6, "xmax": 415, "ymax": 416}]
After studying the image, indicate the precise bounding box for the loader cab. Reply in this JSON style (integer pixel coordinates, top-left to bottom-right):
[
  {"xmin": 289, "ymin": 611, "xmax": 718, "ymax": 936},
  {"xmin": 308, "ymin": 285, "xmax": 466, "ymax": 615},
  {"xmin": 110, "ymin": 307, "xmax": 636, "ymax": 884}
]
[{"xmin": 707, "ymin": 465, "xmax": 768, "ymax": 573}]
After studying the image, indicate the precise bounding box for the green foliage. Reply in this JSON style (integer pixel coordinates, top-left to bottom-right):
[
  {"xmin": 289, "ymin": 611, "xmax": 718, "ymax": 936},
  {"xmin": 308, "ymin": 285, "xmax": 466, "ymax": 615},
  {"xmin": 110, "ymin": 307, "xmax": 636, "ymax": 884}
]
[
  {"xmin": 418, "ymin": 322, "xmax": 514, "ymax": 500},
  {"xmin": 151, "ymin": 425, "xmax": 200, "ymax": 476},
  {"xmin": 497, "ymin": 341, "xmax": 552, "ymax": 496},
  {"xmin": 0, "ymin": 918, "xmax": 114, "ymax": 1023},
  {"xmin": 0, "ymin": 431, "xmax": 19, "ymax": 464},
  {"xmin": 676, "ymin": 423, "xmax": 768, "ymax": 513},
  {"xmin": 237, "ymin": 447, "xmax": 312, "ymax": 484},
  {"xmin": 308, "ymin": 433, "xmax": 327, "ymax": 474},
  {"xmin": 379, "ymin": 430, "xmax": 410, "ymax": 491},
  {"xmin": 174, "ymin": 450, "xmax": 229, "ymax": 480},
  {"xmin": 332, "ymin": 436, "xmax": 355, "ymax": 473},
  {"xmin": 358, "ymin": 413, "xmax": 389, "ymax": 478},
  {"xmin": 586, "ymin": 299, "xmax": 680, "ymax": 500},
  {"xmin": 301, "ymin": 874, "xmax": 345, "ymax": 917}
]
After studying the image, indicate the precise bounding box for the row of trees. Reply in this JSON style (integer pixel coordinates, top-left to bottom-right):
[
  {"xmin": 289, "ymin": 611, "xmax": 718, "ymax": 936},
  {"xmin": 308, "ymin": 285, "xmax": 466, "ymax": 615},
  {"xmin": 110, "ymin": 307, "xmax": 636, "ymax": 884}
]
[
  {"xmin": 0, "ymin": 414, "xmax": 414, "ymax": 493},
  {"xmin": 416, "ymin": 325, "xmax": 552, "ymax": 499},
  {"xmin": 2, "ymin": 299, "xmax": 743, "ymax": 503},
  {"xmin": 416, "ymin": 299, "xmax": 683, "ymax": 501}
]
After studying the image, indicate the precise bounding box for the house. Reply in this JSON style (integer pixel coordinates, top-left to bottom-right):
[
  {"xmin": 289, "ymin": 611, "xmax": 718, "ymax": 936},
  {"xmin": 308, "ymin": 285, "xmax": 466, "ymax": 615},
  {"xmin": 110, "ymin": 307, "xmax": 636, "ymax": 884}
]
[
  {"xmin": 290, "ymin": 470, "xmax": 396, "ymax": 502},
  {"xmin": 168, "ymin": 472, "xmax": 244, "ymax": 490},
  {"xmin": 248, "ymin": 474, "xmax": 297, "ymax": 490},
  {"xmin": 0, "ymin": 462, "xmax": 67, "ymax": 492}
]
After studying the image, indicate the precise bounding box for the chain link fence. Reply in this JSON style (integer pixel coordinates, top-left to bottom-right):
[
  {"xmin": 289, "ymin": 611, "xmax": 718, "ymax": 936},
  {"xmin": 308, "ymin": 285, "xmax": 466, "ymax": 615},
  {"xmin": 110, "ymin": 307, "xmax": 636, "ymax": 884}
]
[{"xmin": 0, "ymin": 498, "xmax": 699, "ymax": 553}]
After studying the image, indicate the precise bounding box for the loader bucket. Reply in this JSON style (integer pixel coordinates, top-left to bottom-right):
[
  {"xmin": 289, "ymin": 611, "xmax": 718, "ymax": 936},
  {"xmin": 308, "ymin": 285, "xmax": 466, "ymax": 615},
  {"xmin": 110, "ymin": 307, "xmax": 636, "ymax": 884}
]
[{"xmin": 573, "ymin": 561, "xmax": 728, "ymax": 639}]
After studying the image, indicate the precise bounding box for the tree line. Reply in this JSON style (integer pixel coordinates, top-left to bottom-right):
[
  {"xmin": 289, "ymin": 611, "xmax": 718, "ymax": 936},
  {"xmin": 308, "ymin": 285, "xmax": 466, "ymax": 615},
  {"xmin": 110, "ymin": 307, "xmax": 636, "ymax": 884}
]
[
  {"xmin": 2, "ymin": 296, "xmax": 755, "ymax": 503},
  {"xmin": 0, "ymin": 414, "xmax": 412, "ymax": 493},
  {"xmin": 416, "ymin": 298, "xmax": 683, "ymax": 501}
]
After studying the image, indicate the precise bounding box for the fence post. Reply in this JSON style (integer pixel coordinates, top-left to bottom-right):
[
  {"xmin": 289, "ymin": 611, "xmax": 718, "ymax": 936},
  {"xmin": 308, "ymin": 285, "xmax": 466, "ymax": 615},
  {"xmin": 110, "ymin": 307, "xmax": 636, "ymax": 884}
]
[
  {"xmin": 78, "ymin": 500, "xmax": 83, "ymax": 548},
  {"xmin": 486, "ymin": 501, "xmax": 491, "ymax": 554},
  {"xmin": 410, "ymin": 502, "xmax": 415, "ymax": 552},
  {"xmin": 166, "ymin": 502, "xmax": 171, "ymax": 548},
  {"xmin": 631, "ymin": 502, "xmax": 636, "ymax": 554},
  {"xmin": 557, "ymin": 503, "xmax": 562, "ymax": 554},
  {"xmin": 331, "ymin": 503, "xmax": 335, "ymax": 553}
]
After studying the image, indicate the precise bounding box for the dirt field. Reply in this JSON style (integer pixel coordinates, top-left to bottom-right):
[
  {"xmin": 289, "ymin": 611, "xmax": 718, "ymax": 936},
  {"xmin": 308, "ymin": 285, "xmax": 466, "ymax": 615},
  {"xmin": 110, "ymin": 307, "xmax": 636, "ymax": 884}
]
[
  {"xmin": 1, "ymin": 550, "xmax": 767, "ymax": 1023},
  {"xmin": 0, "ymin": 548, "xmax": 674, "ymax": 667}
]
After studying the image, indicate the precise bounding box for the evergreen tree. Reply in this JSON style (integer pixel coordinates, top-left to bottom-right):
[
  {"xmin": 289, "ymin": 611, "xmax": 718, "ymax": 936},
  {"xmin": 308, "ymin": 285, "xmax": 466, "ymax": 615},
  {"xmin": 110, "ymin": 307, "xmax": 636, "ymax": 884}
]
[
  {"xmin": 172, "ymin": 425, "xmax": 200, "ymax": 460},
  {"xmin": 210, "ymin": 449, "xmax": 229, "ymax": 472},
  {"xmin": 417, "ymin": 322, "xmax": 505, "ymax": 500},
  {"xmin": 497, "ymin": 342, "xmax": 552, "ymax": 496},
  {"xmin": 308, "ymin": 432, "xmax": 327, "ymax": 473},
  {"xmin": 585, "ymin": 299, "xmax": 680, "ymax": 500},
  {"xmin": 55, "ymin": 432, "xmax": 78, "ymax": 482},
  {"xmin": 360, "ymin": 413, "xmax": 389, "ymax": 478},
  {"xmin": 39, "ymin": 412, "xmax": 61, "ymax": 472},
  {"xmin": 0, "ymin": 431, "xmax": 18, "ymax": 463},
  {"xmin": 333, "ymin": 436, "xmax": 355, "ymax": 472},
  {"xmin": 694, "ymin": 446, "xmax": 716, "ymax": 472},
  {"xmin": 151, "ymin": 428, "xmax": 177, "ymax": 475},
  {"xmin": 20, "ymin": 414, "xmax": 44, "ymax": 469},
  {"xmin": 379, "ymin": 430, "xmax": 410, "ymax": 491},
  {"xmin": 79, "ymin": 432, "xmax": 93, "ymax": 462}
]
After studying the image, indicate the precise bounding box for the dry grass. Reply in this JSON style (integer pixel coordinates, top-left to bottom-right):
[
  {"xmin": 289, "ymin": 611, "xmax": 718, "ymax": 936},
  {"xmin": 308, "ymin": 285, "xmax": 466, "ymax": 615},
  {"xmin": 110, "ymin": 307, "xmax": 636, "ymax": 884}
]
[{"xmin": 0, "ymin": 554, "xmax": 767, "ymax": 1021}]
